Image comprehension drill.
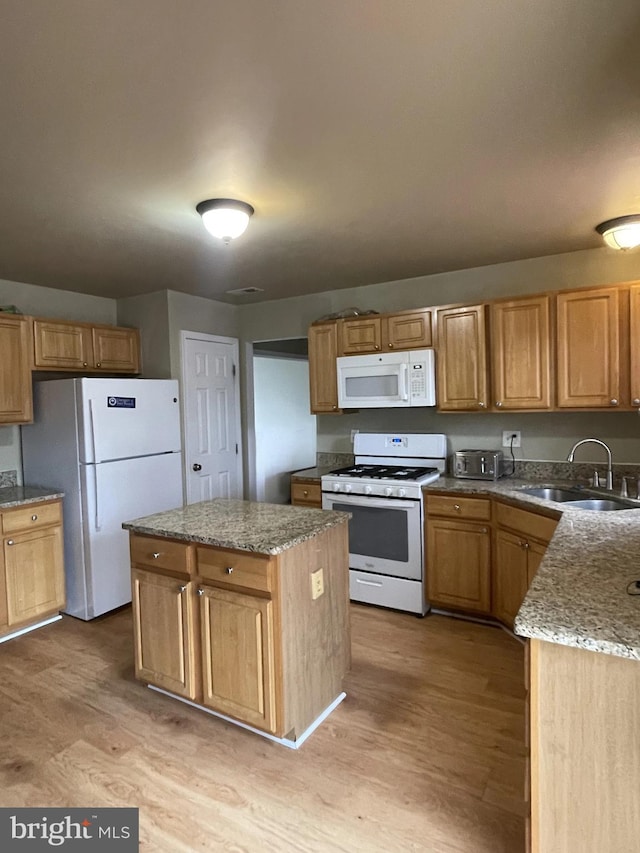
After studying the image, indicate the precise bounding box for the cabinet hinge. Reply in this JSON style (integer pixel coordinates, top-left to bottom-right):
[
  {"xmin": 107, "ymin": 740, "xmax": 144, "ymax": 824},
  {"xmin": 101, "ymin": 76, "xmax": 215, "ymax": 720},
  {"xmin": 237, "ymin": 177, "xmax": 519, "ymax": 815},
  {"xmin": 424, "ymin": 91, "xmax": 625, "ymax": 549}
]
[
  {"xmin": 236, "ymin": 443, "xmax": 238, "ymax": 454},
  {"xmin": 232, "ymin": 363, "xmax": 236, "ymax": 378}
]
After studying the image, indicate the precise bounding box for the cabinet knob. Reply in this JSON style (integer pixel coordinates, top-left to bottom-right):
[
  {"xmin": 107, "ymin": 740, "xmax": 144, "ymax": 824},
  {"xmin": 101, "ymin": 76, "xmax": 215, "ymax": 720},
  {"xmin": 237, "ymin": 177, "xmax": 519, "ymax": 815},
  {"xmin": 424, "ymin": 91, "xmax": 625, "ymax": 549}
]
[
  {"xmin": 481, "ymin": 527, "xmax": 488, "ymax": 534},
  {"xmin": 225, "ymin": 566, "xmax": 234, "ymax": 574},
  {"xmin": 478, "ymin": 401, "xmax": 486, "ymax": 409},
  {"xmin": 388, "ymin": 343, "xmax": 394, "ymax": 348},
  {"xmin": 610, "ymin": 399, "xmax": 619, "ymax": 406},
  {"xmin": 521, "ymin": 540, "xmax": 530, "ymax": 549},
  {"xmin": 31, "ymin": 514, "xmax": 38, "ymax": 521},
  {"xmin": 6, "ymin": 539, "xmax": 14, "ymax": 546},
  {"xmin": 453, "ymin": 504, "xmax": 461, "ymax": 511},
  {"xmin": 178, "ymin": 584, "xmax": 187, "ymax": 593},
  {"xmin": 96, "ymin": 362, "xmax": 102, "ymax": 367},
  {"xmin": 495, "ymin": 401, "xmax": 502, "ymax": 408},
  {"xmin": 633, "ymin": 398, "xmax": 640, "ymax": 406},
  {"xmin": 332, "ymin": 405, "xmax": 337, "ymax": 410},
  {"xmin": 83, "ymin": 362, "xmax": 88, "ymax": 367},
  {"xmin": 374, "ymin": 345, "xmax": 380, "ymax": 350},
  {"xmin": 303, "ymin": 490, "xmax": 309, "ymax": 496},
  {"xmin": 152, "ymin": 552, "xmax": 160, "ymax": 559},
  {"xmin": 197, "ymin": 588, "xmax": 204, "ymax": 596}
]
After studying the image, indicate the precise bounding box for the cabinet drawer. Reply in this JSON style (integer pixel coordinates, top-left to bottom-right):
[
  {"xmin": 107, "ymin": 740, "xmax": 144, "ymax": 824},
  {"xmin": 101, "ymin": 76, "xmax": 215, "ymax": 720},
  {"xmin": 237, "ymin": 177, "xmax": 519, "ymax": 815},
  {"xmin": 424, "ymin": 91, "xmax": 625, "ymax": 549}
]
[
  {"xmin": 495, "ymin": 501, "xmax": 558, "ymax": 543},
  {"xmin": 2, "ymin": 500, "xmax": 62, "ymax": 534},
  {"xmin": 196, "ymin": 546, "xmax": 273, "ymax": 593},
  {"xmin": 129, "ymin": 534, "xmax": 191, "ymax": 574},
  {"xmin": 426, "ymin": 494, "xmax": 491, "ymax": 521},
  {"xmin": 291, "ymin": 481, "xmax": 322, "ymax": 506}
]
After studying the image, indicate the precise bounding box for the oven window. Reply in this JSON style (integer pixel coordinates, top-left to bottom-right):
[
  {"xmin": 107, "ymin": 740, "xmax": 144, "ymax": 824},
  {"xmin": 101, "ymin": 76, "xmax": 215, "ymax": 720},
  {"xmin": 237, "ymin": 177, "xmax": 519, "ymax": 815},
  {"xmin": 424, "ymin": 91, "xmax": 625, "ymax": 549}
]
[
  {"xmin": 333, "ymin": 502, "xmax": 409, "ymax": 562},
  {"xmin": 344, "ymin": 374, "xmax": 399, "ymax": 398}
]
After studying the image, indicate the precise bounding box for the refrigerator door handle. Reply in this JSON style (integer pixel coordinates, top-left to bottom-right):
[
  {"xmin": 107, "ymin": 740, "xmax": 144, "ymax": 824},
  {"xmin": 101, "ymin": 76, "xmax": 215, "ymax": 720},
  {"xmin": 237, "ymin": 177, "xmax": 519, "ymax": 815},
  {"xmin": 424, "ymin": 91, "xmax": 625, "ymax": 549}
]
[
  {"xmin": 93, "ymin": 465, "xmax": 101, "ymax": 531},
  {"xmin": 88, "ymin": 398, "xmax": 98, "ymax": 463}
]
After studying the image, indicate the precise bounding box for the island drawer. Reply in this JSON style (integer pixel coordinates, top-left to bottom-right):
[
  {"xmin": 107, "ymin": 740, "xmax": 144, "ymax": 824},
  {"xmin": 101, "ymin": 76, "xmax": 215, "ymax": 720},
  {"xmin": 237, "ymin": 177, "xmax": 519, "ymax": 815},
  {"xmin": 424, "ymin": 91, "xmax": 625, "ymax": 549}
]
[
  {"xmin": 1, "ymin": 500, "xmax": 62, "ymax": 534},
  {"xmin": 425, "ymin": 495, "xmax": 491, "ymax": 521},
  {"xmin": 495, "ymin": 502, "xmax": 558, "ymax": 543},
  {"xmin": 291, "ymin": 481, "xmax": 322, "ymax": 507},
  {"xmin": 129, "ymin": 534, "xmax": 191, "ymax": 574},
  {"xmin": 196, "ymin": 546, "xmax": 273, "ymax": 593}
]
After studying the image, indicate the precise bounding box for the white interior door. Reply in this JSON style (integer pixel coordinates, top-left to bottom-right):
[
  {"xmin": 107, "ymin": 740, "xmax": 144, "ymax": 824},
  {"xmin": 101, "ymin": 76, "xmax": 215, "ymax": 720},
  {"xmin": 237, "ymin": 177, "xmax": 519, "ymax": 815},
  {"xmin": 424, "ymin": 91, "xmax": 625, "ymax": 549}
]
[{"xmin": 181, "ymin": 332, "xmax": 242, "ymax": 504}]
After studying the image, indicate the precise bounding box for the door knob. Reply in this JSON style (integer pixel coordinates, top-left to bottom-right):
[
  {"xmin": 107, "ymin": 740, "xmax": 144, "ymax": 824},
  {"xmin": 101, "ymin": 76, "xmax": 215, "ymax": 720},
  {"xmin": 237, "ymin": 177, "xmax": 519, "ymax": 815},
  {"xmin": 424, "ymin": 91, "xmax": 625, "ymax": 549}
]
[{"xmin": 192, "ymin": 463, "xmax": 202, "ymax": 471}]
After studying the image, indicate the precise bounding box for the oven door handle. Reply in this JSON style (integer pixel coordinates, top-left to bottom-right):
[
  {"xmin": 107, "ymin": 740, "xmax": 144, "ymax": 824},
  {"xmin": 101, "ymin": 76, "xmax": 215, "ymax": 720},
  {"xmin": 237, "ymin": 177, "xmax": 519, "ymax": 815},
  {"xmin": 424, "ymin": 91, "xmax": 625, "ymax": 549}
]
[
  {"xmin": 354, "ymin": 578, "xmax": 383, "ymax": 587},
  {"xmin": 323, "ymin": 493, "xmax": 419, "ymax": 510}
]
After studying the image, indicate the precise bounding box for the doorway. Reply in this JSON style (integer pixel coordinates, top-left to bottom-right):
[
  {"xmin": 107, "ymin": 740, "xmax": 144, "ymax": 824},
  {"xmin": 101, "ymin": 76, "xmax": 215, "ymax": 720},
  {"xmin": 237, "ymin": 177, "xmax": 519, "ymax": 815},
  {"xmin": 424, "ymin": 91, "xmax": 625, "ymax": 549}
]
[{"xmin": 181, "ymin": 331, "xmax": 242, "ymax": 504}]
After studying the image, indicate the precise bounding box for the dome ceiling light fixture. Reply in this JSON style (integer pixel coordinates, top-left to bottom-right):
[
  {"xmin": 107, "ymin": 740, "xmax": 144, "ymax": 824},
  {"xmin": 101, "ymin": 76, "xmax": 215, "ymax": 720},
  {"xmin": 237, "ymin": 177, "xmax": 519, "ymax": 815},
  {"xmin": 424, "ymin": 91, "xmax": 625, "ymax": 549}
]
[
  {"xmin": 196, "ymin": 198, "xmax": 254, "ymax": 244},
  {"xmin": 595, "ymin": 215, "xmax": 640, "ymax": 251}
]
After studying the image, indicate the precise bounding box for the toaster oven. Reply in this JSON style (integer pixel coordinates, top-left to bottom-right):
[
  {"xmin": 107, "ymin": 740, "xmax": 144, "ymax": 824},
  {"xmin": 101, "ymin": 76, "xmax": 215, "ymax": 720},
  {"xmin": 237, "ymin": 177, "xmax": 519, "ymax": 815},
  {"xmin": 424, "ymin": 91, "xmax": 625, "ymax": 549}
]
[{"xmin": 452, "ymin": 450, "xmax": 506, "ymax": 480}]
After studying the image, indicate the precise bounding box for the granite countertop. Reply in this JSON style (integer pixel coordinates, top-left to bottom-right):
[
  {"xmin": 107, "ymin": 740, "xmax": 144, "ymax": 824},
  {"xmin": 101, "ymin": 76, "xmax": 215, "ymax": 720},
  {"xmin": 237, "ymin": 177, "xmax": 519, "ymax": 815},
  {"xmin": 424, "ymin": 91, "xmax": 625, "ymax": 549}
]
[
  {"xmin": 423, "ymin": 476, "xmax": 640, "ymax": 660},
  {"xmin": 0, "ymin": 485, "xmax": 65, "ymax": 509},
  {"xmin": 291, "ymin": 465, "xmax": 339, "ymax": 480},
  {"xmin": 122, "ymin": 498, "xmax": 351, "ymax": 555}
]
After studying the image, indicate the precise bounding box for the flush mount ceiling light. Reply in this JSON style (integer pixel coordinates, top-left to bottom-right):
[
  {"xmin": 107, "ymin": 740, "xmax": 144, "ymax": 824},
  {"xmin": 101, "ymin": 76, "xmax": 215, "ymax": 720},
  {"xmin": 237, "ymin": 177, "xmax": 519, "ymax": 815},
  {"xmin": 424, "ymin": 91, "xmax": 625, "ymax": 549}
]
[
  {"xmin": 196, "ymin": 198, "xmax": 254, "ymax": 243},
  {"xmin": 595, "ymin": 215, "xmax": 640, "ymax": 251}
]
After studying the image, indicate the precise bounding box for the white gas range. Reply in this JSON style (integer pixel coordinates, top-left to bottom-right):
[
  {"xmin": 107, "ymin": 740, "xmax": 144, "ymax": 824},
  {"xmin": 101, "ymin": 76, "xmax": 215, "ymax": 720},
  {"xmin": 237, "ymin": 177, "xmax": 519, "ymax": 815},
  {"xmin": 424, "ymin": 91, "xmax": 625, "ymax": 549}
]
[{"xmin": 321, "ymin": 433, "xmax": 447, "ymax": 616}]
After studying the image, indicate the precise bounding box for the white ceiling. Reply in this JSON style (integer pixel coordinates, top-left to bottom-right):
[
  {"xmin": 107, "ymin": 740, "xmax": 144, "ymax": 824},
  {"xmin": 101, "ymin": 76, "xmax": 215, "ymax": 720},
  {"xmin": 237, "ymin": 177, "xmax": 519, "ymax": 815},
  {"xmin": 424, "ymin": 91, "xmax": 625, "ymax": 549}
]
[{"xmin": 1, "ymin": 0, "xmax": 639, "ymax": 304}]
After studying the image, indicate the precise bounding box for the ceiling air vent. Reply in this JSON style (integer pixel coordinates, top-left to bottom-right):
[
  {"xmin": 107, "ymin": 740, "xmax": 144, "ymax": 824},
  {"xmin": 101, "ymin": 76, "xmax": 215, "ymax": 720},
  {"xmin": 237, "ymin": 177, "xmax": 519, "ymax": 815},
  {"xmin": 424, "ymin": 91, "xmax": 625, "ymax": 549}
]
[{"xmin": 225, "ymin": 287, "xmax": 264, "ymax": 295}]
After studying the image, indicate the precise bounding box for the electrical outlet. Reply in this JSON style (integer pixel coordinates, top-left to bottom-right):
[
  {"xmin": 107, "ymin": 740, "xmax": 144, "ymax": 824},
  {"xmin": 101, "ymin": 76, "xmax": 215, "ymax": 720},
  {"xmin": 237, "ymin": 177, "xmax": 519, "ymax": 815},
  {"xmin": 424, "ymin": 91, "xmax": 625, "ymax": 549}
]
[
  {"xmin": 502, "ymin": 430, "xmax": 521, "ymax": 448},
  {"xmin": 311, "ymin": 568, "xmax": 324, "ymax": 600}
]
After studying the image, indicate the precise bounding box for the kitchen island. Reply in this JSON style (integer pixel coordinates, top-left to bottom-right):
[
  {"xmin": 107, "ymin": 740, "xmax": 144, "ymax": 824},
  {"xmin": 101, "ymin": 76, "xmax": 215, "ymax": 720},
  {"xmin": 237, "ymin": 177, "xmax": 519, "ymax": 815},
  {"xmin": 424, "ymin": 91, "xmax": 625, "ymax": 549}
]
[{"xmin": 123, "ymin": 499, "xmax": 351, "ymax": 747}]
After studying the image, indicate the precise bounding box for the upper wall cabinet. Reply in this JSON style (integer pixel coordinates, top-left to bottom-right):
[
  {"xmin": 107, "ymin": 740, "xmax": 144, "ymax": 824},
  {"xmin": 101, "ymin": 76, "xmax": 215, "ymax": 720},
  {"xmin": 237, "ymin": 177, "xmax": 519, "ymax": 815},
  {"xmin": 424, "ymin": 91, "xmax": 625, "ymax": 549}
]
[
  {"xmin": 556, "ymin": 287, "xmax": 622, "ymax": 409},
  {"xmin": 435, "ymin": 304, "xmax": 489, "ymax": 411},
  {"xmin": 0, "ymin": 314, "xmax": 33, "ymax": 424},
  {"xmin": 490, "ymin": 295, "xmax": 552, "ymax": 410},
  {"xmin": 308, "ymin": 322, "xmax": 343, "ymax": 414},
  {"xmin": 338, "ymin": 309, "xmax": 432, "ymax": 355},
  {"xmin": 33, "ymin": 318, "xmax": 141, "ymax": 374}
]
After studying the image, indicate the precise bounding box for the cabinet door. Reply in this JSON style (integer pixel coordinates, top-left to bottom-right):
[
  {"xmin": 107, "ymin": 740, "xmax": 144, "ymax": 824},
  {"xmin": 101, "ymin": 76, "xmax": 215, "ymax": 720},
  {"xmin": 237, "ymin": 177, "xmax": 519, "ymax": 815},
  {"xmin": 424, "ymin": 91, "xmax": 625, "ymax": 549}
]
[
  {"xmin": 131, "ymin": 568, "xmax": 197, "ymax": 700},
  {"xmin": 0, "ymin": 314, "xmax": 32, "ymax": 424},
  {"xmin": 383, "ymin": 309, "xmax": 433, "ymax": 351},
  {"xmin": 33, "ymin": 319, "xmax": 94, "ymax": 370},
  {"xmin": 4, "ymin": 526, "xmax": 65, "ymax": 625},
  {"xmin": 556, "ymin": 288, "xmax": 621, "ymax": 408},
  {"xmin": 92, "ymin": 326, "xmax": 140, "ymax": 373},
  {"xmin": 493, "ymin": 528, "xmax": 530, "ymax": 628},
  {"xmin": 436, "ymin": 305, "xmax": 489, "ymax": 411},
  {"xmin": 490, "ymin": 296, "xmax": 551, "ymax": 410},
  {"xmin": 426, "ymin": 518, "xmax": 491, "ymax": 613},
  {"xmin": 200, "ymin": 586, "xmax": 276, "ymax": 733},
  {"xmin": 338, "ymin": 317, "xmax": 382, "ymax": 355},
  {"xmin": 308, "ymin": 323, "xmax": 342, "ymax": 413},
  {"xmin": 629, "ymin": 283, "xmax": 640, "ymax": 408}
]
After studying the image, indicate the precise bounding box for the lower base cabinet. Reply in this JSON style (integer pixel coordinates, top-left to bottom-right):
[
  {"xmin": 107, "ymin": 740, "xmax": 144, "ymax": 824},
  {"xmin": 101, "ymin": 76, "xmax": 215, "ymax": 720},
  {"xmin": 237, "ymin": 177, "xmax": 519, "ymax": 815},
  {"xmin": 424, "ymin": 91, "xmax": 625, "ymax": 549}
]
[
  {"xmin": 129, "ymin": 526, "xmax": 350, "ymax": 740},
  {"xmin": 0, "ymin": 500, "xmax": 65, "ymax": 639}
]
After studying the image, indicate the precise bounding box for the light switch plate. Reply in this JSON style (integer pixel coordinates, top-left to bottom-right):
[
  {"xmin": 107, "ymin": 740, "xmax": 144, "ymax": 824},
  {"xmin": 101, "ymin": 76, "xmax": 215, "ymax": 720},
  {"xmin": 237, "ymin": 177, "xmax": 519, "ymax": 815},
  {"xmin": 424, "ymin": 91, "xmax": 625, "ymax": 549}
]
[{"xmin": 311, "ymin": 568, "xmax": 324, "ymax": 600}]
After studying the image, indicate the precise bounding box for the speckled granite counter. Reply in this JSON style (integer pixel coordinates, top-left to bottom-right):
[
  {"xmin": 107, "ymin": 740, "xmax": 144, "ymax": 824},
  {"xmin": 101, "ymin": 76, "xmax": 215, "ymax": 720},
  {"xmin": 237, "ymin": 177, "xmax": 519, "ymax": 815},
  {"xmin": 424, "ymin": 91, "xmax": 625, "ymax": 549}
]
[
  {"xmin": 291, "ymin": 465, "xmax": 339, "ymax": 480},
  {"xmin": 123, "ymin": 498, "xmax": 351, "ymax": 555},
  {"xmin": 424, "ymin": 476, "xmax": 640, "ymax": 660},
  {"xmin": 0, "ymin": 485, "xmax": 65, "ymax": 509}
]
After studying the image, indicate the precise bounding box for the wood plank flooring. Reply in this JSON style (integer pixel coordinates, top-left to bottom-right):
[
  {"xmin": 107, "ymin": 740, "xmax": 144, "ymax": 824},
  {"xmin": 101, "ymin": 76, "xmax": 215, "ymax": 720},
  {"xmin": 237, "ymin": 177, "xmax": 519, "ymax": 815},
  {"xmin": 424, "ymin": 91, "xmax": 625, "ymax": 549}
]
[{"xmin": 0, "ymin": 605, "xmax": 526, "ymax": 852}]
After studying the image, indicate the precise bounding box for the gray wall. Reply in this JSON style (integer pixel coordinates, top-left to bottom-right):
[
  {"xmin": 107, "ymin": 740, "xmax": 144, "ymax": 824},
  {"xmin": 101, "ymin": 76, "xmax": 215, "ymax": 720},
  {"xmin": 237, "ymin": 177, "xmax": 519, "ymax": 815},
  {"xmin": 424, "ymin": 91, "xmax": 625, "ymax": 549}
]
[
  {"xmin": 240, "ymin": 245, "xmax": 640, "ymax": 464},
  {"xmin": 117, "ymin": 290, "xmax": 171, "ymax": 378}
]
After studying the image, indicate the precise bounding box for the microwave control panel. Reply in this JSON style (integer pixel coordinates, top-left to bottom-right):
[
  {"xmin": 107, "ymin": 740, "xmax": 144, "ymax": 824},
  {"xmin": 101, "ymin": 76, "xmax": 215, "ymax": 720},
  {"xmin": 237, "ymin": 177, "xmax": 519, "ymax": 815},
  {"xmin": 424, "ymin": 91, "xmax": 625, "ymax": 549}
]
[{"xmin": 410, "ymin": 362, "xmax": 427, "ymax": 400}]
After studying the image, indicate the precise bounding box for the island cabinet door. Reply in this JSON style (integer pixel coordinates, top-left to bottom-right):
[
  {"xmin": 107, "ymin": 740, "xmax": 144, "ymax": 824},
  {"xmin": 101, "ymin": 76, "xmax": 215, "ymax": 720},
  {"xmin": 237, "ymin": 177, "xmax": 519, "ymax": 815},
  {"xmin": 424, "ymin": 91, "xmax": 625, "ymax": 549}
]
[
  {"xmin": 131, "ymin": 569, "xmax": 197, "ymax": 700},
  {"xmin": 199, "ymin": 586, "xmax": 277, "ymax": 735}
]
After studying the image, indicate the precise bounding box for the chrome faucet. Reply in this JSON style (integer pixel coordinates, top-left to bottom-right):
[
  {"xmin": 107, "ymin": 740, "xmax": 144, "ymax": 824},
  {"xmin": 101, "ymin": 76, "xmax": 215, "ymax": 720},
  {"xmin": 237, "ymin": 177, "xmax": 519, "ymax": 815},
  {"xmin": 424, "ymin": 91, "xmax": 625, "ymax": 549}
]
[{"xmin": 567, "ymin": 438, "xmax": 613, "ymax": 490}]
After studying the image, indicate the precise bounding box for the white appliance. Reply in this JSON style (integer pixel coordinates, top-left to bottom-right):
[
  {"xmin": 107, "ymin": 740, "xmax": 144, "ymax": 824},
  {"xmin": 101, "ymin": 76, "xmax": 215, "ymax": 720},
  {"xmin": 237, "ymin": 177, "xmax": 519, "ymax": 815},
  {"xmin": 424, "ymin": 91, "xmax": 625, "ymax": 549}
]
[
  {"xmin": 21, "ymin": 378, "xmax": 184, "ymax": 620},
  {"xmin": 336, "ymin": 348, "xmax": 436, "ymax": 408},
  {"xmin": 321, "ymin": 433, "xmax": 447, "ymax": 615}
]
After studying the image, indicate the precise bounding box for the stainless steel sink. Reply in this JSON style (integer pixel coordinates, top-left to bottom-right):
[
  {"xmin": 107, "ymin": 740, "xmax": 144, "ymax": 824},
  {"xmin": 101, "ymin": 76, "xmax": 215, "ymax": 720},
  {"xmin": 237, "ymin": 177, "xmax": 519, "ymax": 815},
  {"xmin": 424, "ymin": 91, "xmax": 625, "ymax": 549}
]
[
  {"xmin": 562, "ymin": 498, "xmax": 631, "ymax": 511},
  {"xmin": 520, "ymin": 486, "xmax": 583, "ymax": 501},
  {"xmin": 520, "ymin": 484, "xmax": 640, "ymax": 511}
]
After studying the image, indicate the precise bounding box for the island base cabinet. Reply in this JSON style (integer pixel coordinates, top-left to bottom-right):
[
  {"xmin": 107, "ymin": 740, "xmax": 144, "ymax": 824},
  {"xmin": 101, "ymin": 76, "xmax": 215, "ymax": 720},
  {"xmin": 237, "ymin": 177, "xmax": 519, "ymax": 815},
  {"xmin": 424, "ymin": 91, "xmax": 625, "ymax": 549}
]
[
  {"xmin": 529, "ymin": 639, "xmax": 640, "ymax": 852},
  {"xmin": 200, "ymin": 586, "xmax": 276, "ymax": 734},
  {"xmin": 131, "ymin": 569, "xmax": 197, "ymax": 701}
]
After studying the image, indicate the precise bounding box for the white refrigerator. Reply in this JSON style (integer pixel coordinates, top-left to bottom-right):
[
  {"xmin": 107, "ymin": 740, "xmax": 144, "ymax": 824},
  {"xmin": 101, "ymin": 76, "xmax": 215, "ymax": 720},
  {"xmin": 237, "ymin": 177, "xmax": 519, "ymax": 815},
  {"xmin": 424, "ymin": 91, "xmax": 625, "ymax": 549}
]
[{"xmin": 22, "ymin": 378, "xmax": 184, "ymax": 620}]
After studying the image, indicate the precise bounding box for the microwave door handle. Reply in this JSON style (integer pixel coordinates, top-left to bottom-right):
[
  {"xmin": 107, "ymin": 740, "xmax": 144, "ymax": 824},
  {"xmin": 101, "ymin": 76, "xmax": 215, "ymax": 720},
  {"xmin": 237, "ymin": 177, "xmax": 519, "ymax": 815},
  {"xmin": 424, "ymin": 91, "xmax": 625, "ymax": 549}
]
[{"xmin": 399, "ymin": 363, "xmax": 409, "ymax": 400}]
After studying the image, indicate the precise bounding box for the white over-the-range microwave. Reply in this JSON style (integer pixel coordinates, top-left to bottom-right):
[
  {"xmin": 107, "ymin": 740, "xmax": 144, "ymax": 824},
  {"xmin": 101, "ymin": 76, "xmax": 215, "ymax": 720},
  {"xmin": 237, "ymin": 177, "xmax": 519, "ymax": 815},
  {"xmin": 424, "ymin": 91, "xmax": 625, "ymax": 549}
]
[{"xmin": 336, "ymin": 348, "xmax": 436, "ymax": 408}]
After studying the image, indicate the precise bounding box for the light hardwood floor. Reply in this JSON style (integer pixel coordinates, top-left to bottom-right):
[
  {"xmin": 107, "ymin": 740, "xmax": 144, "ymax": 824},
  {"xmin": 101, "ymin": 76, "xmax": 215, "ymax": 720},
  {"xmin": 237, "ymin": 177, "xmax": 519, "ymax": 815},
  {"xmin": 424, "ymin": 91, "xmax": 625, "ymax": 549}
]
[{"xmin": 0, "ymin": 605, "xmax": 526, "ymax": 852}]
